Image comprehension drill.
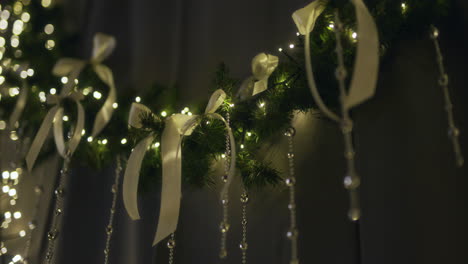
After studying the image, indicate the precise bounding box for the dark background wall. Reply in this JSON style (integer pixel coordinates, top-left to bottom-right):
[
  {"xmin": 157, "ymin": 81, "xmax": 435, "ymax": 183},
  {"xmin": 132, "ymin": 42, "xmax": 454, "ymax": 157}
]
[{"xmin": 15, "ymin": 0, "xmax": 468, "ymax": 263}]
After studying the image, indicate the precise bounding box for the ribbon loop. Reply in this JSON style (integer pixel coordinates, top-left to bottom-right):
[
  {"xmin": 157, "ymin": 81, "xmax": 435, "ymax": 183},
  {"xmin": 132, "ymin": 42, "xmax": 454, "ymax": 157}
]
[
  {"xmin": 237, "ymin": 53, "xmax": 279, "ymax": 101},
  {"xmin": 52, "ymin": 33, "xmax": 117, "ymax": 138},
  {"xmin": 122, "ymin": 89, "xmax": 236, "ymax": 247},
  {"xmin": 292, "ymin": 0, "xmax": 328, "ymax": 35},
  {"xmin": 26, "ymin": 91, "xmax": 85, "ymax": 171}
]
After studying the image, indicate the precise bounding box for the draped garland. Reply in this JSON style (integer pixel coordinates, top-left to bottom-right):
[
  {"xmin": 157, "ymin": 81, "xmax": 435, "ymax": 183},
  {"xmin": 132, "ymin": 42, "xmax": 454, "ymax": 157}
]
[{"xmin": 0, "ymin": 0, "xmax": 452, "ymax": 190}]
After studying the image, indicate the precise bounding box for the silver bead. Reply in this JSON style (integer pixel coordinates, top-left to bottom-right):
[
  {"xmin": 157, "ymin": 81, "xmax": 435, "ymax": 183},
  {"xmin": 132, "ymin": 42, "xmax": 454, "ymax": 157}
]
[
  {"xmin": 286, "ymin": 228, "xmax": 298, "ymax": 239},
  {"xmin": 431, "ymin": 27, "xmax": 439, "ymax": 39},
  {"xmin": 221, "ymin": 199, "xmax": 229, "ymax": 205},
  {"xmin": 438, "ymin": 74, "xmax": 449, "ymax": 86},
  {"xmin": 34, "ymin": 185, "xmax": 43, "ymax": 195},
  {"xmin": 240, "ymin": 193, "xmax": 249, "ymax": 204},
  {"xmin": 46, "ymin": 253, "xmax": 53, "ymax": 260},
  {"xmin": 55, "ymin": 188, "xmax": 64, "ymax": 197},
  {"xmin": 288, "ymin": 203, "xmax": 296, "ymax": 210},
  {"xmin": 285, "ymin": 177, "xmax": 296, "ymax": 187},
  {"xmin": 343, "ymin": 175, "xmax": 360, "ymax": 190},
  {"xmin": 106, "ymin": 225, "xmax": 113, "ymax": 235},
  {"xmin": 448, "ymin": 127, "xmax": 460, "ymax": 138},
  {"xmin": 239, "ymin": 241, "xmax": 248, "ymax": 251},
  {"xmin": 167, "ymin": 239, "xmax": 176, "ymax": 249},
  {"xmin": 348, "ymin": 208, "xmax": 361, "ymax": 221},
  {"xmin": 219, "ymin": 222, "xmax": 230, "ymax": 233},
  {"xmin": 221, "ymin": 174, "xmax": 228, "ymax": 183},
  {"xmin": 48, "ymin": 230, "xmax": 57, "ymax": 240},
  {"xmin": 111, "ymin": 184, "xmax": 118, "ymax": 193},
  {"xmin": 284, "ymin": 127, "xmax": 296, "ymax": 137},
  {"xmin": 219, "ymin": 248, "xmax": 227, "ymax": 258},
  {"xmin": 104, "ymin": 249, "xmax": 109, "ymax": 254},
  {"xmin": 287, "ymin": 152, "xmax": 295, "ymax": 159},
  {"xmin": 28, "ymin": 220, "xmax": 37, "ymax": 230},
  {"xmin": 55, "ymin": 208, "xmax": 62, "ymax": 216}
]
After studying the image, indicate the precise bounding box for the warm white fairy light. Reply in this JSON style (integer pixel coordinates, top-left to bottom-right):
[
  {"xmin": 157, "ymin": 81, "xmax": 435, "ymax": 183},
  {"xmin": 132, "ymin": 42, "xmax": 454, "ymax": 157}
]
[
  {"xmin": 50, "ymin": 88, "xmax": 57, "ymax": 94},
  {"xmin": 221, "ymin": 154, "xmax": 226, "ymax": 159},
  {"xmin": 2, "ymin": 186, "xmax": 9, "ymax": 193},
  {"xmin": 39, "ymin": 91, "xmax": 46, "ymax": 102},
  {"xmin": 278, "ymin": 48, "xmax": 283, "ymax": 52},
  {"xmin": 12, "ymin": 254, "xmax": 22, "ymax": 262},
  {"xmin": 10, "ymin": 171, "xmax": 18, "ymax": 179},
  {"xmin": 8, "ymin": 189, "xmax": 16, "ymax": 196},
  {"xmin": 27, "ymin": 68, "xmax": 34, "ymax": 76},
  {"xmin": 9, "ymin": 87, "xmax": 20, "ymax": 96},
  {"xmin": 10, "ymin": 131, "xmax": 19, "ymax": 141},
  {"xmin": 289, "ymin": 44, "xmax": 295, "ymax": 49},
  {"xmin": 1, "ymin": 247, "xmax": 7, "ymax": 254},
  {"xmin": 296, "ymin": 32, "xmax": 300, "ymax": 36},
  {"xmin": 12, "ymin": 20, "xmax": 24, "ymax": 35},
  {"xmin": 246, "ymin": 132, "xmax": 252, "ymax": 137},
  {"xmin": 45, "ymin": 39, "xmax": 55, "ymax": 50},
  {"xmin": 240, "ymin": 144, "xmax": 245, "ymax": 149},
  {"xmin": 401, "ymin": 2, "xmax": 408, "ymax": 13},
  {"xmin": 4, "ymin": 212, "xmax": 12, "ymax": 219},
  {"xmin": 13, "ymin": 211, "xmax": 21, "ymax": 219},
  {"xmin": 10, "ymin": 199, "xmax": 16, "ymax": 205},
  {"xmin": 135, "ymin": 96, "xmax": 141, "ymax": 102},
  {"xmin": 101, "ymin": 139, "xmax": 108, "ymax": 145},
  {"xmin": 11, "ymin": 36, "xmax": 19, "ymax": 47},
  {"xmin": 187, "ymin": 112, "xmax": 193, "ymax": 116},
  {"xmin": 352, "ymin": 32, "xmax": 357, "ymax": 39},
  {"xmin": 161, "ymin": 111, "xmax": 167, "ymax": 117},
  {"xmin": 81, "ymin": 129, "xmax": 86, "ymax": 136},
  {"xmin": 41, "ymin": 0, "xmax": 52, "ymax": 8},
  {"xmin": 112, "ymin": 102, "xmax": 118, "ymax": 109},
  {"xmin": 93, "ymin": 91, "xmax": 102, "ymax": 99},
  {"xmin": 87, "ymin": 136, "xmax": 93, "ymax": 142},
  {"xmin": 120, "ymin": 138, "xmax": 127, "ymax": 144},
  {"xmin": 0, "ymin": 120, "xmax": 5, "ymax": 130},
  {"xmin": 61, "ymin": 76, "xmax": 68, "ymax": 84},
  {"xmin": 19, "ymin": 230, "xmax": 26, "ymax": 237},
  {"xmin": 83, "ymin": 87, "xmax": 91, "ymax": 95},
  {"xmin": 20, "ymin": 71, "xmax": 27, "ymax": 79},
  {"xmin": 62, "ymin": 115, "xmax": 69, "ymax": 121},
  {"xmin": 1, "ymin": 10, "xmax": 10, "ymax": 20},
  {"xmin": 2, "ymin": 171, "xmax": 9, "ymax": 179},
  {"xmin": 0, "ymin": 76, "xmax": 4, "ymax": 85},
  {"xmin": 0, "ymin": 20, "xmax": 8, "ymax": 30},
  {"xmin": 229, "ymin": 103, "xmax": 235, "ymax": 108},
  {"xmin": 154, "ymin": 142, "xmax": 160, "ymax": 148},
  {"xmin": 44, "ymin": 24, "xmax": 54, "ymax": 35},
  {"xmin": 259, "ymin": 102, "xmax": 265, "ymax": 108},
  {"xmin": 21, "ymin": 12, "xmax": 30, "ymax": 22}
]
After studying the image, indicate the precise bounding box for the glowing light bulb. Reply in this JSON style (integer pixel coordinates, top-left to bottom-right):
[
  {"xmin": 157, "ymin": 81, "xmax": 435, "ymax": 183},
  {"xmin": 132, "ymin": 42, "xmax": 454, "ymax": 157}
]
[
  {"xmin": 62, "ymin": 115, "xmax": 69, "ymax": 121},
  {"xmin": 278, "ymin": 48, "xmax": 283, "ymax": 52},
  {"xmin": 246, "ymin": 132, "xmax": 252, "ymax": 137},
  {"xmin": 13, "ymin": 211, "xmax": 21, "ymax": 219},
  {"xmin": 2, "ymin": 171, "xmax": 9, "ymax": 179},
  {"xmin": 10, "ymin": 171, "xmax": 18, "ymax": 179},
  {"xmin": 112, "ymin": 102, "xmax": 118, "ymax": 109},
  {"xmin": 12, "ymin": 254, "xmax": 22, "ymax": 262},
  {"xmin": 161, "ymin": 111, "xmax": 167, "ymax": 117},
  {"xmin": 221, "ymin": 154, "xmax": 226, "ymax": 159},
  {"xmin": 27, "ymin": 68, "xmax": 34, "ymax": 76},
  {"xmin": 229, "ymin": 103, "xmax": 235, "ymax": 108},
  {"xmin": 101, "ymin": 139, "xmax": 108, "ymax": 145},
  {"xmin": 19, "ymin": 231, "xmax": 26, "ymax": 237},
  {"xmin": 87, "ymin": 136, "xmax": 93, "ymax": 142},
  {"xmin": 240, "ymin": 144, "xmax": 245, "ymax": 149},
  {"xmin": 4, "ymin": 212, "xmax": 11, "ymax": 218},
  {"xmin": 296, "ymin": 32, "xmax": 300, "ymax": 36},
  {"xmin": 154, "ymin": 142, "xmax": 160, "ymax": 148},
  {"xmin": 121, "ymin": 138, "xmax": 127, "ymax": 144},
  {"xmin": 21, "ymin": 12, "xmax": 30, "ymax": 22},
  {"xmin": 188, "ymin": 112, "xmax": 193, "ymax": 116},
  {"xmin": 44, "ymin": 24, "xmax": 54, "ymax": 35},
  {"xmin": 135, "ymin": 96, "xmax": 141, "ymax": 102},
  {"xmin": 45, "ymin": 39, "xmax": 55, "ymax": 50},
  {"xmin": 81, "ymin": 129, "xmax": 85, "ymax": 136},
  {"xmin": 8, "ymin": 189, "xmax": 17, "ymax": 196},
  {"xmin": 61, "ymin": 76, "xmax": 68, "ymax": 84},
  {"xmin": 0, "ymin": 120, "xmax": 5, "ymax": 130},
  {"xmin": 83, "ymin": 87, "xmax": 91, "ymax": 95},
  {"xmin": 259, "ymin": 102, "xmax": 265, "ymax": 108},
  {"xmin": 352, "ymin": 32, "xmax": 357, "ymax": 39},
  {"xmin": 289, "ymin": 44, "xmax": 295, "ymax": 49},
  {"xmin": 93, "ymin": 91, "xmax": 102, "ymax": 99},
  {"xmin": 39, "ymin": 91, "xmax": 46, "ymax": 102},
  {"xmin": 50, "ymin": 88, "xmax": 56, "ymax": 95},
  {"xmin": 2, "ymin": 186, "xmax": 9, "ymax": 193},
  {"xmin": 42, "ymin": 0, "xmax": 52, "ymax": 8}
]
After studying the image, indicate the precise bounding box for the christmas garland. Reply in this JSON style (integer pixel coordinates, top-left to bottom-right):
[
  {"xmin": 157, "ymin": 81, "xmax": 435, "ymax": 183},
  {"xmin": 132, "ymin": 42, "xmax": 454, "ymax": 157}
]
[{"xmin": 0, "ymin": 0, "xmax": 451, "ymax": 191}]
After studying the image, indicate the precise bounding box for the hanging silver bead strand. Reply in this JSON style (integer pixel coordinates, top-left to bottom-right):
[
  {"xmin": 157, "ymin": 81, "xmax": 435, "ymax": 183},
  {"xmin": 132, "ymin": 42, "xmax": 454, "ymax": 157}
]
[
  {"xmin": 239, "ymin": 190, "xmax": 249, "ymax": 264},
  {"xmin": 219, "ymin": 110, "xmax": 231, "ymax": 259},
  {"xmin": 44, "ymin": 154, "xmax": 71, "ymax": 264},
  {"xmin": 284, "ymin": 127, "xmax": 299, "ymax": 264},
  {"xmin": 167, "ymin": 233, "xmax": 176, "ymax": 264},
  {"xmin": 333, "ymin": 10, "xmax": 361, "ymax": 221},
  {"xmin": 103, "ymin": 156, "xmax": 123, "ymax": 264},
  {"xmin": 430, "ymin": 25, "xmax": 464, "ymax": 167}
]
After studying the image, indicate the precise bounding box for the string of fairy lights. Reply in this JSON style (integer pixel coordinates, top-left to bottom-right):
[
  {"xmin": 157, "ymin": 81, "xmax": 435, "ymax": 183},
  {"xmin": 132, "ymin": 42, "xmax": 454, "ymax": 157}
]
[{"xmin": 0, "ymin": 0, "xmax": 58, "ymax": 263}]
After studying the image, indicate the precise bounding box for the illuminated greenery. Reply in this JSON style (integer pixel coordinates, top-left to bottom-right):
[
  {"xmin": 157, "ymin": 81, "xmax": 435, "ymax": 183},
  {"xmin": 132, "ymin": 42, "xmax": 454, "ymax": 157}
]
[{"xmin": 0, "ymin": 0, "xmax": 451, "ymax": 190}]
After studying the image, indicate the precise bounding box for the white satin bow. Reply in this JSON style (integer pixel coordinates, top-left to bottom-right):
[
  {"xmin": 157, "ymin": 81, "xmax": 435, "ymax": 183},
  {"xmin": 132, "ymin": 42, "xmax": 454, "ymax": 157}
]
[
  {"xmin": 237, "ymin": 53, "xmax": 279, "ymax": 101},
  {"xmin": 53, "ymin": 33, "xmax": 117, "ymax": 137},
  {"xmin": 123, "ymin": 89, "xmax": 236, "ymax": 246}
]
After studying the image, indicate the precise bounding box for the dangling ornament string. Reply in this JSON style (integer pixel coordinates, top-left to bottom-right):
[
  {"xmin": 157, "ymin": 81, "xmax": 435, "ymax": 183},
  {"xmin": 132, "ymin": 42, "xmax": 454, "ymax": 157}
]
[
  {"xmin": 103, "ymin": 156, "xmax": 123, "ymax": 264},
  {"xmin": 284, "ymin": 127, "xmax": 299, "ymax": 264},
  {"xmin": 44, "ymin": 154, "xmax": 71, "ymax": 264},
  {"xmin": 239, "ymin": 190, "xmax": 249, "ymax": 264},
  {"xmin": 219, "ymin": 110, "xmax": 231, "ymax": 259},
  {"xmin": 430, "ymin": 26, "xmax": 464, "ymax": 167},
  {"xmin": 333, "ymin": 10, "xmax": 361, "ymax": 221}
]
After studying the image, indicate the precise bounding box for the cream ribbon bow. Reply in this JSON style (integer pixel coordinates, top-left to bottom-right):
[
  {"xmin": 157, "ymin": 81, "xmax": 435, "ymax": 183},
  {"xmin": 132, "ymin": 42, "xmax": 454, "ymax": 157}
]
[
  {"xmin": 293, "ymin": 0, "xmax": 379, "ymax": 120},
  {"xmin": 25, "ymin": 81, "xmax": 85, "ymax": 171},
  {"xmin": 237, "ymin": 53, "xmax": 279, "ymax": 101},
  {"xmin": 53, "ymin": 33, "xmax": 117, "ymax": 137},
  {"xmin": 123, "ymin": 89, "xmax": 236, "ymax": 246}
]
